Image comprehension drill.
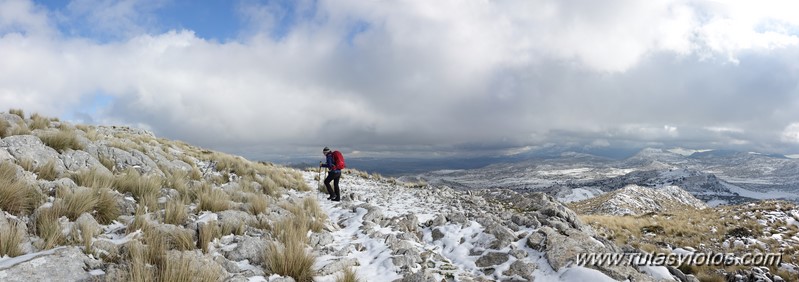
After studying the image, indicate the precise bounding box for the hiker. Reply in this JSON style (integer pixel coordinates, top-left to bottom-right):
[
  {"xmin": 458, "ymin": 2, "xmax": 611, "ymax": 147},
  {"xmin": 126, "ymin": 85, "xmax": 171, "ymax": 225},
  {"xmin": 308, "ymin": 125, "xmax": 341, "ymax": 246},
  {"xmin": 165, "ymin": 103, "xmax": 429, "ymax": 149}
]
[{"xmin": 320, "ymin": 147, "xmax": 345, "ymax": 201}]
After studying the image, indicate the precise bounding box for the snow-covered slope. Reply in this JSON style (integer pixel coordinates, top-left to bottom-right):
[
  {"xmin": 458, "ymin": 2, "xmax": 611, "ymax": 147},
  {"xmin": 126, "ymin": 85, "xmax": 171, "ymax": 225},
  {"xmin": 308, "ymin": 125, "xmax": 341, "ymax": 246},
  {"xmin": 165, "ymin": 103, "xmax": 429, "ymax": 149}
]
[
  {"xmin": 569, "ymin": 185, "xmax": 708, "ymax": 216},
  {"xmin": 307, "ymin": 172, "xmax": 668, "ymax": 281}
]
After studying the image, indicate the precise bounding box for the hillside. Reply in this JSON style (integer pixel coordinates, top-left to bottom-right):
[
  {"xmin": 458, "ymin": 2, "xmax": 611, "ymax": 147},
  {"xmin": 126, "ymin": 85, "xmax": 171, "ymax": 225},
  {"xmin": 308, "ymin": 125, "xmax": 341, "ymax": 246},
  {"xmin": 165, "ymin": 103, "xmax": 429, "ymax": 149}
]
[
  {"xmin": 568, "ymin": 185, "xmax": 708, "ymax": 216},
  {"xmin": 0, "ymin": 110, "xmax": 678, "ymax": 281}
]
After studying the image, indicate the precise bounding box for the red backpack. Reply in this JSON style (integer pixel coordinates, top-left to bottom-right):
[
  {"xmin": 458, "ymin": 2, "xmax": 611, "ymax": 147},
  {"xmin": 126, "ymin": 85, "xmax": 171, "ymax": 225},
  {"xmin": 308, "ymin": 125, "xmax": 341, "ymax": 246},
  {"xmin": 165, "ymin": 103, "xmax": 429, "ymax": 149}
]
[{"xmin": 332, "ymin": 151, "xmax": 346, "ymax": 170}]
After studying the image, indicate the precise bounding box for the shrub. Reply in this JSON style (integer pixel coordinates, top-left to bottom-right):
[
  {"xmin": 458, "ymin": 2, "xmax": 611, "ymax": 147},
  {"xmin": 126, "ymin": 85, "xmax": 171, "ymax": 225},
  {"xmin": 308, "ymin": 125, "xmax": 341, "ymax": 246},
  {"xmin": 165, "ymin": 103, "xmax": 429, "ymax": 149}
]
[
  {"xmin": 158, "ymin": 252, "xmax": 223, "ymax": 282},
  {"xmin": 0, "ymin": 162, "xmax": 42, "ymax": 215},
  {"xmin": 0, "ymin": 220, "xmax": 25, "ymax": 257},
  {"xmin": 37, "ymin": 129, "xmax": 84, "ymax": 152}
]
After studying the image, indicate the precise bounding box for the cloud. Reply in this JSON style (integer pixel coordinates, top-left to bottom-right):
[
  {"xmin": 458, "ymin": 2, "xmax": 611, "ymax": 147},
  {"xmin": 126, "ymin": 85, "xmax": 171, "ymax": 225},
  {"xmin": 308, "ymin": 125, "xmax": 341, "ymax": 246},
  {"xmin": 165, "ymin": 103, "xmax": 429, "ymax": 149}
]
[{"xmin": 2, "ymin": 0, "xmax": 799, "ymax": 159}]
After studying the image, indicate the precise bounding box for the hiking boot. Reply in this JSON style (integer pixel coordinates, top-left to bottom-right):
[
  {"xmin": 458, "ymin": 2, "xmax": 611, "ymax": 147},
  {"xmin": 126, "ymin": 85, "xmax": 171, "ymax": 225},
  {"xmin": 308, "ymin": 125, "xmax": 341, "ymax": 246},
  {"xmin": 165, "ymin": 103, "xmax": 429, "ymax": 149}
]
[{"xmin": 332, "ymin": 197, "xmax": 340, "ymax": 202}]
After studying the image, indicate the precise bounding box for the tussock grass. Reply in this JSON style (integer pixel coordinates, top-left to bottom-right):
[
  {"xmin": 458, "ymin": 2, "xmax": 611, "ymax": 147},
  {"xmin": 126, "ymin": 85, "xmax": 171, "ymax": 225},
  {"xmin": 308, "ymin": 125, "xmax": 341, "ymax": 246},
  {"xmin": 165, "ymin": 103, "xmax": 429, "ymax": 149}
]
[
  {"xmin": 158, "ymin": 252, "xmax": 223, "ymax": 282},
  {"xmin": 30, "ymin": 113, "xmax": 50, "ymax": 130},
  {"xmin": 99, "ymin": 155, "xmax": 115, "ymax": 172},
  {"xmin": 197, "ymin": 185, "xmax": 230, "ymax": 212},
  {"xmin": 35, "ymin": 159, "xmax": 59, "ymax": 181},
  {"xmin": 72, "ymin": 168, "xmax": 115, "ymax": 189},
  {"xmin": 11, "ymin": 119, "xmax": 30, "ymax": 135},
  {"xmin": 35, "ymin": 206, "xmax": 64, "ymax": 250},
  {"xmin": 247, "ymin": 194, "xmax": 269, "ymax": 215},
  {"xmin": 9, "ymin": 108, "xmax": 24, "ymax": 119},
  {"xmin": 580, "ymin": 203, "xmax": 791, "ymax": 281},
  {"xmin": 0, "ymin": 119, "xmax": 10, "ymax": 138},
  {"xmin": 0, "ymin": 162, "xmax": 42, "ymax": 215},
  {"xmin": 95, "ymin": 188, "xmax": 121, "ymax": 224},
  {"xmin": 128, "ymin": 206, "xmax": 150, "ymax": 234},
  {"xmin": 198, "ymin": 221, "xmax": 220, "ymax": 253},
  {"xmin": 115, "ymin": 168, "xmax": 163, "ymax": 210},
  {"xmin": 37, "ymin": 128, "xmax": 84, "ymax": 152},
  {"xmin": 126, "ymin": 241, "xmax": 154, "ymax": 281},
  {"xmin": 145, "ymin": 226, "xmax": 194, "ymax": 252},
  {"xmin": 0, "ymin": 220, "xmax": 25, "ymax": 257},
  {"xmin": 18, "ymin": 158, "xmax": 35, "ymax": 172},
  {"xmin": 77, "ymin": 217, "xmax": 99, "ymax": 252},
  {"xmin": 264, "ymin": 217, "xmax": 316, "ymax": 282},
  {"xmin": 280, "ymin": 197, "xmax": 327, "ymax": 233},
  {"xmin": 55, "ymin": 187, "xmax": 98, "ymax": 221},
  {"xmin": 221, "ymin": 221, "xmax": 246, "ymax": 236},
  {"xmin": 166, "ymin": 170, "xmax": 191, "ymax": 204},
  {"xmin": 336, "ymin": 267, "xmax": 361, "ymax": 282},
  {"xmin": 164, "ymin": 197, "xmax": 188, "ymax": 225}
]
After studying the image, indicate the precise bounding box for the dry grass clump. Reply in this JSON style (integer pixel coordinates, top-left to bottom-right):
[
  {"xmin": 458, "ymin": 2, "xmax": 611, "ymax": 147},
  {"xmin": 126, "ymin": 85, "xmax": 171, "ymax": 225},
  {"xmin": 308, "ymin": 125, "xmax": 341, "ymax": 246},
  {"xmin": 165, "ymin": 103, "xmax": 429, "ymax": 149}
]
[
  {"xmin": 30, "ymin": 113, "xmax": 50, "ymax": 130},
  {"xmin": 72, "ymin": 168, "xmax": 115, "ymax": 189},
  {"xmin": 18, "ymin": 158, "xmax": 35, "ymax": 172},
  {"xmin": 145, "ymin": 226, "xmax": 195, "ymax": 252},
  {"xmin": 263, "ymin": 217, "xmax": 316, "ymax": 282},
  {"xmin": 115, "ymin": 168, "xmax": 163, "ymax": 210},
  {"xmin": 0, "ymin": 162, "xmax": 42, "ymax": 215},
  {"xmin": 166, "ymin": 170, "xmax": 191, "ymax": 204},
  {"xmin": 0, "ymin": 119, "xmax": 10, "ymax": 138},
  {"xmin": 128, "ymin": 206, "xmax": 151, "ymax": 234},
  {"xmin": 37, "ymin": 128, "xmax": 84, "ymax": 152},
  {"xmin": 157, "ymin": 252, "xmax": 223, "ymax": 282},
  {"xmin": 11, "ymin": 119, "xmax": 31, "ymax": 135},
  {"xmin": 35, "ymin": 206, "xmax": 65, "ymax": 250},
  {"xmin": 336, "ymin": 267, "xmax": 361, "ymax": 282},
  {"xmin": 0, "ymin": 220, "xmax": 25, "ymax": 257},
  {"xmin": 34, "ymin": 159, "xmax": 59, "ymax": 181},
  {"xmin": 247, "ymin": 194, "xmax": 269, "ymax": 215},
  {"xmin": 198, "ymin": 221, "xmax": 221, "ymax": 253},
  {"xmin": 94, "ymin": 188, "xmax": 121, "ymax": 224},
  {"xmin": 9, "ymin": 108, "xmax": 24, "ymax": 118},
  {"xmin": 197, "ymin": 185, "xmax": 231, "ymax": 212},
  {"xmin": 279, "ymin": 197, "xmax": 327, "ymax": 233},
  {"xmin": 77, "ymin": 217, "xmax": 100, "ymax": 252},
  {"xmin": 55, "ymin": 187, "xmax": 98, "ymax": 221},
  {"xmin": 164, "ymin": 197, "xmax": 188, "ymax": 225}
]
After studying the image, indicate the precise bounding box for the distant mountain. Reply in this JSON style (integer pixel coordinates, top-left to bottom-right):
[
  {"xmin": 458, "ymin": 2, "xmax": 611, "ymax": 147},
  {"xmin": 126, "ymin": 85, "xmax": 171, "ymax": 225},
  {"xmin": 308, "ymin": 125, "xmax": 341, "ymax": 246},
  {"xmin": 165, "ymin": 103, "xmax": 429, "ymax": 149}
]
[{"xmin": 415, "ymin": 147, "xmax": 799, "ymax": 204}]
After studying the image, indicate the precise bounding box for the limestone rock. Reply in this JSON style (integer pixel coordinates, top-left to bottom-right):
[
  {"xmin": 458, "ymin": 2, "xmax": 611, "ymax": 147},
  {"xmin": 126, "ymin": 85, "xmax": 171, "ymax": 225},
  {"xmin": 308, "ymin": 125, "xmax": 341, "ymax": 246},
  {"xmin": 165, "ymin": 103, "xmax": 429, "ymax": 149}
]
[{"xmin": 0, "ymin": 247, "xmax": 92, "ymax": 282}]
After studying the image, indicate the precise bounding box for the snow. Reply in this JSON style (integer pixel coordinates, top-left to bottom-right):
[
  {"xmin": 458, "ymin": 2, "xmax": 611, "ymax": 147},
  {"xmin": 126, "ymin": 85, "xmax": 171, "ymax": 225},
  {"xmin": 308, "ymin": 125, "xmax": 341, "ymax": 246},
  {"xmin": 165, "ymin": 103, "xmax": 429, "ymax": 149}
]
[
  {"xmin": 723, "ymin": 183, "xmax": 799, "ymax": 200},
  {"xmin": 302, "ymin": 171, "xmax": 622, "ymax": 282},
  {"xmin": 639, "ymin": 266, "xmax": 676, "ymax": 280},
  {"xmin": 557, "ymin": 187, "xmax": 604, "ymax": 203}
]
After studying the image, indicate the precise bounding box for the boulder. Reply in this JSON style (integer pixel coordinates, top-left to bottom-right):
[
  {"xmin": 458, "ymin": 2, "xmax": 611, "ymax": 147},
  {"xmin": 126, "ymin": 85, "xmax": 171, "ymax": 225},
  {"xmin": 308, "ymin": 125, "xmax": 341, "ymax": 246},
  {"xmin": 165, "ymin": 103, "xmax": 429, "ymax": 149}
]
[
  {"xmin": 222, "ymin": 235, "xmax": 267, "ymax": 265},
  {"xmin": 0, "ymin": 135, "xmax": 67, "ymax": 173},
  {"xmin": 475, "ymin": 252, "xmax": 510, "ymax": 268},
  {"xmin": 0, "ymin": 247, "xmax": 93, "ymax": 281}
]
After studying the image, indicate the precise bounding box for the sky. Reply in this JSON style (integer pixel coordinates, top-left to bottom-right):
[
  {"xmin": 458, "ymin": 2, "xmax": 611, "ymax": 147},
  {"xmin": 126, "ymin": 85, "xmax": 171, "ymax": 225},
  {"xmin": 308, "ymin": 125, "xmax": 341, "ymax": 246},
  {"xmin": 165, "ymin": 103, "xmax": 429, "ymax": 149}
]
[{"xmin": 2, "ymin": 0, "xmax": 799, "ymax": 161}]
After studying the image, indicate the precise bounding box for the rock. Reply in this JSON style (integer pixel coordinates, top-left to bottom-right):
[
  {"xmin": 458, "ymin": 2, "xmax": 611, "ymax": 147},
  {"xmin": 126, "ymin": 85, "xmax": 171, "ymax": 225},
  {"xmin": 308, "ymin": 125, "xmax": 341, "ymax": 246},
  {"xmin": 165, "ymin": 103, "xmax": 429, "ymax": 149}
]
[
  {"xmin": 73, "ymin": 213, "xmax": 102, "ymax": 242},
  {"xmin": 526, "ymin": 231, "xmax": 546, "ymax": 251},
  {"xmin": 222, "ymin": 235, "xmax": 267, "ymax": 265},
  {"xmin": 217, "ymin": 210, "xmax": 256, "ymax": 232},
  {"xmin": 355, "ymin": 204, "xmax": 384, "ymax": 223},
  {"xmin": 502, "ymin": 260, "xmax": 537, "ymax": 281},
  {"xmin": 510, "ymin": 213, "xmax": 540, "ymax": 228},
  {"xmin": 431, "ymin": 228, "xmax": 445, "ymax": 241},
  {"xmin": 0, "ymin": 148, "xmax": 14, "ymax": 162},
  {"xmin": 59, "ymin": 150, "xmax": 108, "ymax": 173},
  {"xmin": 309, "ymin": 232, "xmax": 334, "ymax": 249},
  {"xmin": 0, "ymin": 135, "xmax": 67, "ymax": 172},
  {"xmin": 394, "ymin": 271, "xmax": 436, "ymax": 282},
  {"xmin": 317, "ymin": 258, "xmax": 358, "ymax": 276},
  {"xmin": 475, "ymin": 252, "xmax": 509, "ymax": 268},
  {"xmin": 446, "ymin": 212, "xmax": 468, "ymax": 225},
  {"xmin": 0, "ymin": 247, "xmax": 92, "ymax": 282}
]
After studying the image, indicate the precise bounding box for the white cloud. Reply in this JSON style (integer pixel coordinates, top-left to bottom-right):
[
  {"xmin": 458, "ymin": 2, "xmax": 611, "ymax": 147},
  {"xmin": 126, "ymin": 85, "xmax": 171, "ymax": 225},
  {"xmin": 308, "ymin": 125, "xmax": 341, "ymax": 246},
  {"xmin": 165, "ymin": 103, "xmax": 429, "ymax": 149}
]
[
  {"xmin": 2, "ymin": 0, "xmax": 799, "ymax": 158},
  {"xmin": 781, "ymin": 123, "xmax": 799, "ymax": 144}
]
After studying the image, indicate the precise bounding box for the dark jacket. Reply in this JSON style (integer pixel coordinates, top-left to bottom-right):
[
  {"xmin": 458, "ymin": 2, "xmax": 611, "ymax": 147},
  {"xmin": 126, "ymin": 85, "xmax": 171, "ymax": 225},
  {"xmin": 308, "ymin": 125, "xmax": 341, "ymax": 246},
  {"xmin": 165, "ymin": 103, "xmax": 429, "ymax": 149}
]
[{"xmin": 321, "ymin": 153, "xmax": 341, "ymax": 172}]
